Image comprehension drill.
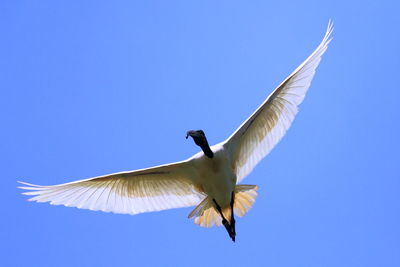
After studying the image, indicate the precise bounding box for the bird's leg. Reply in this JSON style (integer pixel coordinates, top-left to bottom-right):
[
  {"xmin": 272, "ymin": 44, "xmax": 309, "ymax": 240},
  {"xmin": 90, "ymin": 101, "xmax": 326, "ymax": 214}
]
[
  {"xmin": 213, "ymin": 199, "xmax": 235, "ymax": 242},
  {"xmin": 212, "ymin": 199, "xmax": 230, "ymax": 229},
  {"xmin": 230, "ymin": 191, "xmax": 236, "ymax": 241}
]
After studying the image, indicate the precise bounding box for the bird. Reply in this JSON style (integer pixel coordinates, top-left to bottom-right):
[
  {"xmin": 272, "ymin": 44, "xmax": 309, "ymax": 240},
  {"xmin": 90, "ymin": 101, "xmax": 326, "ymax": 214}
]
[{"xmin": 19, "ymin": 22, "xmax": 333, "ymax": 242}]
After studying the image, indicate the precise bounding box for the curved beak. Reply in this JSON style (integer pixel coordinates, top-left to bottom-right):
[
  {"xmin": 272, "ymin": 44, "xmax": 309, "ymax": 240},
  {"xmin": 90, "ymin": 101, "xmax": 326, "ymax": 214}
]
[{"xmin": 186, "ymin": 130, "xmax": 196, "ymax": 139}]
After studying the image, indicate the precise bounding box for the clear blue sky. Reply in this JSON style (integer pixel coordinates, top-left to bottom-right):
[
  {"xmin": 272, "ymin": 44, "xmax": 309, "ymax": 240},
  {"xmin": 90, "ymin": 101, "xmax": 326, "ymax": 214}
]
[{"xmin": 2, "ymin": 1, "xmax": 399, "ymax": 266}]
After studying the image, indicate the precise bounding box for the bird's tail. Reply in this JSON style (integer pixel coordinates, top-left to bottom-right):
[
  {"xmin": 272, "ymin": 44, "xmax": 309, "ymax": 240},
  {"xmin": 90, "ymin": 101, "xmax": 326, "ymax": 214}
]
[
  {"xmin": 188, "ymin": 184, "xmax": 258, "ymax": 227},
  {"xmin": 232, "ymin": 184, "xmax": 259, "ymax": 217}
]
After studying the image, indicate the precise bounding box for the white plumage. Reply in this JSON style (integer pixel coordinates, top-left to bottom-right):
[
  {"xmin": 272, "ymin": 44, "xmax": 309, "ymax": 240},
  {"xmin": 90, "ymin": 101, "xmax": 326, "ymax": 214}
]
[{"xmin": 19, "ymin": 22, "xmax": 333, "ymax": 241}]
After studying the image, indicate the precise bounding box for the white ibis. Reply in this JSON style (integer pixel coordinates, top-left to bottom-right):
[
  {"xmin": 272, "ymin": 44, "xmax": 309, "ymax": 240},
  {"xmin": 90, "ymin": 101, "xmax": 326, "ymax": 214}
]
[{"xmin": 19, "ymin": 22, "xmax": 333, "ymax": 242}]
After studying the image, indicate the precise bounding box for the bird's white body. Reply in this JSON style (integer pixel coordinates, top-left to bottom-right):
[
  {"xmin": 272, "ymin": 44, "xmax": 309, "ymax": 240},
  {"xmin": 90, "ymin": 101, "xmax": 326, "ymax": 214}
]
[
  {"xmin": 189, "ymin": 144, "xmax": 236, "ymax": 209},
  {"xmin": 19, "ymin": 22, "xmax": 333, "ymax": 240}
]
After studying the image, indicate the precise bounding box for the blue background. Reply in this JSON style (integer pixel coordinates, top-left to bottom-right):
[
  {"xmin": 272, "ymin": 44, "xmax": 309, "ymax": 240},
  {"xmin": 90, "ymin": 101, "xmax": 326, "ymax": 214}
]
[{"xmin": 2, "ymin": 1, "xmax": 399, "ymax": 266}]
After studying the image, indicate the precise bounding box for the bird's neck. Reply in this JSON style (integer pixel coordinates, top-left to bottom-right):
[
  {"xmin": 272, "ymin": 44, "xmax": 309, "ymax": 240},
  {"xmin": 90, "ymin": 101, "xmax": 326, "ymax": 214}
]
[{"xmin": 201, "ymin": 144, "xmax": 214, "ymax": 158}]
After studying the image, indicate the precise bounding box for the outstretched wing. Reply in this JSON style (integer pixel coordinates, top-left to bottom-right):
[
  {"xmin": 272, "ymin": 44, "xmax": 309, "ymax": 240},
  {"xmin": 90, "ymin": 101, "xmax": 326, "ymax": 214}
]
[
  {"xmin": 223, "ymin": 22, "xmax": 333, "ymax": 183},
  {"xmin": 18, "ymin": 160, "xmax": 204, "ymax": 215}
]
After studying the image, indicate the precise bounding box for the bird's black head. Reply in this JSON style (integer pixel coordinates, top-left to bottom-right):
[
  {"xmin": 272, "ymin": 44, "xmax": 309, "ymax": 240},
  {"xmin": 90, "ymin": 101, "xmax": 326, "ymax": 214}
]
[{"xmin": 186, "ymin": 130, "xmax": 214, "ymax": 158}]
